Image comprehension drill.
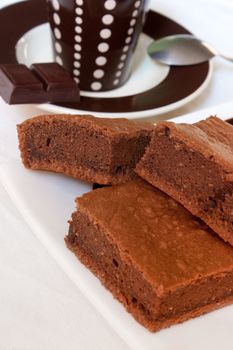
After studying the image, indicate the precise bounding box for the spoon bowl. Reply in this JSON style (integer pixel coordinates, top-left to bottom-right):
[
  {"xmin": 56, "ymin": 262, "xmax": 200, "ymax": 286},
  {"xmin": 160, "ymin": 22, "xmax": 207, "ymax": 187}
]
[{"xmin": 147, "ymin": 34, "xmax": 232, "ymax": 66}]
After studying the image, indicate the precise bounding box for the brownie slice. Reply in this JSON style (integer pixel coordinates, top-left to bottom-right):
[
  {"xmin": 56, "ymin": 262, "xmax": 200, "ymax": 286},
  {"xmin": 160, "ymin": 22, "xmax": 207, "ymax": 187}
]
[
  {"xmin": 136, "ymin": 116, "xmax": 233, "ymax": 246},
  {"xmin": 65, "ymin": 179, "xmax": 233, "ymax": 332},
  {"xmin": 17, "ymin": 114, "xmax": 153, "ymax": 185}
]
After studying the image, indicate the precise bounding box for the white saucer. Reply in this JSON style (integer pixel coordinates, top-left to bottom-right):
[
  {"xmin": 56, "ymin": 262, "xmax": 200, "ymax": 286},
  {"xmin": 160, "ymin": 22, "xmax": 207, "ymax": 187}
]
[{"xmin": 16, "ymin": 23, "xmax": 212, "ymax": 119}]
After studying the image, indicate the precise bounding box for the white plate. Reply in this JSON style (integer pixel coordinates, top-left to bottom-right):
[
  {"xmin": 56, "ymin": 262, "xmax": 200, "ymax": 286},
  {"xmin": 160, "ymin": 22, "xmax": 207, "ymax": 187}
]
[
  {"xmin": 1, "ymin": 101, "xmax": 233, "ymax": 349},
  {"xmin": 15, "ymin": 23, "xmax": 212, "ymax": 119}
]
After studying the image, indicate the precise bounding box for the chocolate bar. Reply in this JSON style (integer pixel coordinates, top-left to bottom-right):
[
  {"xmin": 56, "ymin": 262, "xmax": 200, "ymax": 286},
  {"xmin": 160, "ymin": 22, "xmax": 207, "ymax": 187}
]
[{"xmin": 0, "ymin": 63, "xmax": 80, "ymax": 104}]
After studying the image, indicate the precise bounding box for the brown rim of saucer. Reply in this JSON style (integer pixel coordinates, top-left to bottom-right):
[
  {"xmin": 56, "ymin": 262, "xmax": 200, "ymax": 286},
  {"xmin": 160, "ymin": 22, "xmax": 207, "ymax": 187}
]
[{"xmin": 0, "ymin": 0, "xmax": 209, "ymax": 114}]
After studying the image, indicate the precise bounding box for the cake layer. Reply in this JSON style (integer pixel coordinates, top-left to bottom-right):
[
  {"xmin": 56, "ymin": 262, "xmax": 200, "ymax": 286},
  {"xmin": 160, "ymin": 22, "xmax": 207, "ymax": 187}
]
[
  {"xmin": 66, "ymin": 180, "xmax": 233, "ymax": 331},
  {"xmin": 17, "ymin": 114, "xmax": 153, "ymax": 185},
  {"xmin": 136, "ymin": 116, "xmax": 233, "ymax": 245}
]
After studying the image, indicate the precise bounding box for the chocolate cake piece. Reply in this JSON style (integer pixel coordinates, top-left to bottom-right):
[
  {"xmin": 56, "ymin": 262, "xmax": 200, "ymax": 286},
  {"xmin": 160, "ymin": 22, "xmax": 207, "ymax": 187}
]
[
  {"xmin": 65, "ymin": 179, "xmax": 233, "ymax": 332},
  {"xmin": 17, "ymin": 114, "xmax": 153, "ymax": 185},
  {"xmin": 136, "ymin": 116, "xmax": 233, "ymax": 246}
]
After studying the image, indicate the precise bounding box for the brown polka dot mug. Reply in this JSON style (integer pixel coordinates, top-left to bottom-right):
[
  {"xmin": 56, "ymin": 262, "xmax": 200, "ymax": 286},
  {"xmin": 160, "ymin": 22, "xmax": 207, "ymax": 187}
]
[{"xmin": 47, "ymin": 0, "xmax": 147, "ymax": 91}]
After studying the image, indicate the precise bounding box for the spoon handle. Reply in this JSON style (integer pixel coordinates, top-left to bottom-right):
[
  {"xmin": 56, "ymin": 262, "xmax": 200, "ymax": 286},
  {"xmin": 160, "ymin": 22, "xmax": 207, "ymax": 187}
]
[{"xmin": 219, "ymin": 54, "xmax": 233, "ymax": 63}]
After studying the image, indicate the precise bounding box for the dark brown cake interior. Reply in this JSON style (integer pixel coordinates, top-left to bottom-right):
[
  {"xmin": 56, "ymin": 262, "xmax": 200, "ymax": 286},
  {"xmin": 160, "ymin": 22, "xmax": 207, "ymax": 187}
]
[{"xmin": 22, "ymin": 119, "xmax": 111, "ymax": 170}]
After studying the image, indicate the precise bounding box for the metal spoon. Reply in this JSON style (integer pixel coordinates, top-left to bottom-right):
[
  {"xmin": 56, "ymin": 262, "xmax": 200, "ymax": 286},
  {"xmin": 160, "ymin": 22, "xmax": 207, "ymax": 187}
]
[{"xmin": 147, "ymin": 34, "xmax": 233, "ymax": 66}]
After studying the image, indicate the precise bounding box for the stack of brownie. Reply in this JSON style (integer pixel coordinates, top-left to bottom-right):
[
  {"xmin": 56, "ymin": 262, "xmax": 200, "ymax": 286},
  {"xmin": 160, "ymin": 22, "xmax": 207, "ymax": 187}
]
[{"xmin": 17, "ymin": 114, "xmax": 233, "ymax": 332}]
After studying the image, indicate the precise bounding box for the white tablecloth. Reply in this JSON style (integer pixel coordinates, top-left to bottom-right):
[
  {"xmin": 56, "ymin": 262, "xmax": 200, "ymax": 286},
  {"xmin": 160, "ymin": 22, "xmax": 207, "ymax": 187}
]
[{"xmin": 0, "ymin": 0, "xmax": 233, "ymax": 349}]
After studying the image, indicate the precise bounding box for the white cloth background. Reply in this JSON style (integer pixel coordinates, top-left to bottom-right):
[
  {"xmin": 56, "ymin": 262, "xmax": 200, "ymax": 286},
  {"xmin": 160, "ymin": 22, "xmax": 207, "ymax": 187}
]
[{"xmin": 0, "ymin": 0, "xmax": 233, "ymax": 349}]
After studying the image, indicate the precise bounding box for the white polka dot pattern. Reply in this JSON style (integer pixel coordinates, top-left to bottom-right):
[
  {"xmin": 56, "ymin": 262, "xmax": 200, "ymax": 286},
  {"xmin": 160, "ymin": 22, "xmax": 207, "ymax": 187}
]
[
  {"xmin": 111, "ymin": 1, "xmax": 142, "ymax": 87},
  {"xmin": 95, "ymin": 56, "xmax": 107, "ymax": 66},
  {"xmin": 93, "ymin": 69, "xmax": 105, "ymax": 79},
  {"xmin": 75, "ymin": 35, "xmax": 82, "ymax": 43},
  {"xmin": 115, "ymin": 71, "xmax": 122, "ymax": 77},
  {"xmin": 54, "ymin": 27, "xmax": 61, "ymax": 39},
  {"xmin": 56, "ymin": 55, "xmax": 63, "ymax": 65},
  {"xmin": 74, "ymin": 52, "xmax": 81, "ymax": 60},
  {"xmin": 75, "ymin": 26, "xmax": 82, "ymax": 34},
  {"xmin": 51, "ymin": 0, "xmax": 143, "ymax": 91},
  {"xmin": 91, "ymin": 82, "xmax": 102, "ymax": 91},
  {"xmin": 73, "ymin": 69, "xmax": 80, "ymax": 76},
  {"xmin": 130, "ymin": 18, "xmax": 136, "ymax": 26},
  {"xmin": 98, "ymin": 42, "xmax": 109, "ymax": 53},
  {"xmin": 53, "ymin": 12, "xmax": 61, "ymax": 25},
  {"xmin": 55, "ymin": 42, "xmax": 62, "ymax": 53},
  {"xmin": 73, "ymin": 0, "xmax": 84, "ymax": 84},
  {"xmin": 74, "ymin": 61, "xmax": 81, "ymax": 68},
  {"xmin": 100, "ymin": 28, "xmax": 112, "ymax": 39},
  {"xmin": 75, "ymin": 17, "xmax": 83, "ymax": 25},
  {"xmin": 75, "ymin": 7, "xmax": 83, "ymax": 15},
  {"xmin": 74, "ymin": 43, "xmax": 82, "ymax": 51},
  {"xmin": 123, "ymin": 45, "xmax": 129, "ymax": 52},
  {"xmin": 132, "ymin": 9, "xmax": 139, "ymax": 17},
  {"xmin": 104, "ymin": 0, "xmax": 116, "ymax": 10},
  {"xmin": 102, "ymin": 14, "xmax": 114, "ymax": 25},
  {"xmin": 128, "ymin": 28, "xmax": 134, "ymax": 35},
  {"xmin": 52, "ymin": 0, "xmax": 60, "ymax": 11},
  {"xmin": 52, "ymin": 0, "xmax": 63, "ymax": 65},
  {"xmin": 90, "ymin": 0, "xmax": 116, "ymax": 91}
]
